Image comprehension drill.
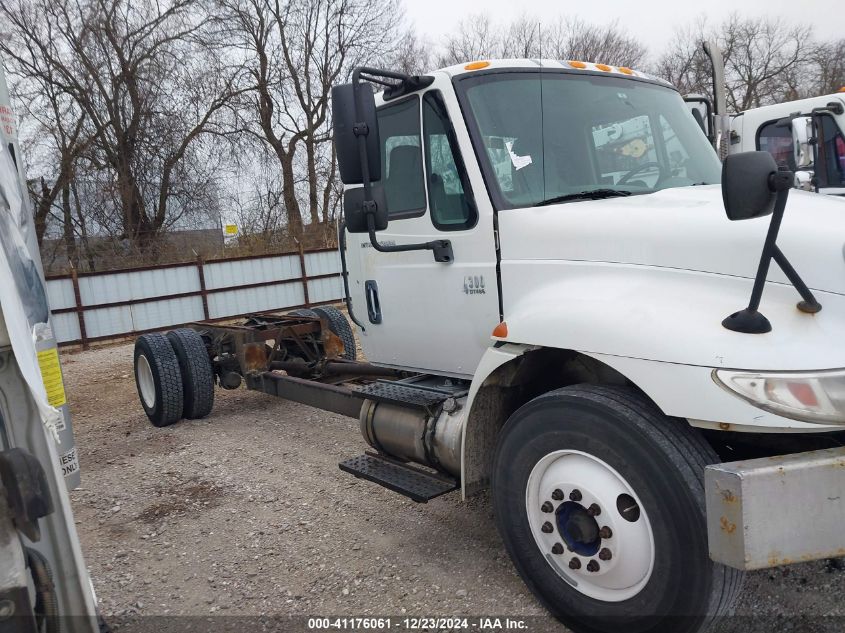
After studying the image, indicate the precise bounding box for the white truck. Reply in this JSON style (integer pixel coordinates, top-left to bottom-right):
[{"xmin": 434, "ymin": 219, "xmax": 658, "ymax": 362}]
[
  {"xmin": 687, "ymin": 41, "xmax": 845, "ymax": 196},
  {"xmin": 134, "ymin": 59, "xmax": 845, "ymax": 633},
  {"xmin": 0, "ymin": 60, "xmax": 99, "ymax": 632},
  {"xmin": 730, "ymin": 92, "xmax": 845, "ymax": 196}
]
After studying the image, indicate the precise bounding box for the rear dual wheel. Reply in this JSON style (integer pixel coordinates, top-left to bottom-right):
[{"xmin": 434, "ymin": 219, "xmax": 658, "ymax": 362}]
[
  {"xmin": 134, "ymin": 329, "xmax": 214, "ymax": 427},
  {"xmin": 492, "ymin": 385, "xmax": 743, "ymax": 633},
  {"xmin": 290, "ymin": 306, "xmax": 356, "ymax": 360}
]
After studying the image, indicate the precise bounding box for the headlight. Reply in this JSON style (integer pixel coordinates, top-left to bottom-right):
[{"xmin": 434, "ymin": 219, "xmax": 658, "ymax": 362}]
[{"xmin": 713, "ymin": 368, "xmax": 845, "ymax": 425}]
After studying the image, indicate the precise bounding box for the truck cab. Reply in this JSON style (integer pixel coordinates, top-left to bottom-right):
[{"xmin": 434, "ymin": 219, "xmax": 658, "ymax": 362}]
[{"xmin": 730, "ymin": 92, "xmax": 845, "ymax": 196}]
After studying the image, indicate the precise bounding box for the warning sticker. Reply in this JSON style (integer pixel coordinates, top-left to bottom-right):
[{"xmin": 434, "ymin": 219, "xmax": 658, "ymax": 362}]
[
  {"xmin": 59, "ymin": 446, "xmax": 79, "ymax": 479},
  {"xmin": 37, "ymin": 348, "xmax": 67, "ymax": 408},
  {"xmin": 0, "ymin": 104, "xmax": 16, "ymax": 138}
]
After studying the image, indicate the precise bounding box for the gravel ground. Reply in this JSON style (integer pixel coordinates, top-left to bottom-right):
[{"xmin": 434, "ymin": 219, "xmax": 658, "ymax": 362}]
[{"xmin": 61, "ymin": 338, "xmax": 845, "ymax": 630}]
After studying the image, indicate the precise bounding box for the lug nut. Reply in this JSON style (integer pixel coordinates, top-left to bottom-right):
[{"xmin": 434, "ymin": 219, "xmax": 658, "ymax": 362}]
[
  {"xmin": 569, "ymin": 489, "xmax": 582, "ymax": 502},
  {"xmin": 568, "ymin": 557, "xmax": 581, "ymax": 570},
  {"xmin": 587, "ymin": 503, "xmax": 601, "ymax": 517},
  {"xmin": 551, "ymin": 489, "xmax": 564, "ymax": 501},
  {"xmin": 586, "ymin": 560, "xmax": 600, "ymax": 573},
  {"xmin": 599, "ymin": 526, "xmax": 613, "ymax": 539},
  {"xmin": 599, "ymin": 548, "xmax": 613, "ymax": 561},
  {"xmin": 551, "ymin": 543, "xmax": 564, "ymax": 555},
  {"xmin": 541, "ymin": 521, "xmax": 554, "ymax": 533},
  {"xmin": 541, "ymin": 501, "xmax": 554, "ymax": 513}
]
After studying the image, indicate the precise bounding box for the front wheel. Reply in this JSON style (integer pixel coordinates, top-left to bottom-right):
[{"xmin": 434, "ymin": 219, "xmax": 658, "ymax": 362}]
[{"xmin": 492, "ymin": 385, "xmax": 742, "ymax": 633}]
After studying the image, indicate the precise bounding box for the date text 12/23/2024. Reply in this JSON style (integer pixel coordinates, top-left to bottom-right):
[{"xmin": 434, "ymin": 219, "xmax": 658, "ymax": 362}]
[{"xmin": 307, "ymin": 617, "xmax": 529, "ymax": 631}]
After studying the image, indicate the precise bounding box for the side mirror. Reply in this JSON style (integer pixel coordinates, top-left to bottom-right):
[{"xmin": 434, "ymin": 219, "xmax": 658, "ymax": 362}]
[
  {"xmin": 684, "ymin": 95, "xmax": 713, "ymax": 143},
  {"xmin": 721, "ymin": 151, "xmax": 821, "ymax": 334},
  {"xmin": 332, "ymin": 83, "xmax": 381, "ymax": 185},
  {"xmin": 791, "ymin": 116, "xmax": 814, "ymax": 169},
  {"xmin": 721, "ymin": 151, "xmax": 777, "ymax": 221},
  {"xmin": 343, "ymin": 186, "xmax": 388, "ymax": 233}
]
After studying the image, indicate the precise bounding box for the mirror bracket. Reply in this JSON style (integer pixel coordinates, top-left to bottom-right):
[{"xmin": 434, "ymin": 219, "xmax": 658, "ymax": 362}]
[
  {"xmin": 364, "ymin": 214, "xmax": 453, "ymax": 263},
  {"xmin": 723, "ymin": 168, "xmax": 822, "ymax": 334}
]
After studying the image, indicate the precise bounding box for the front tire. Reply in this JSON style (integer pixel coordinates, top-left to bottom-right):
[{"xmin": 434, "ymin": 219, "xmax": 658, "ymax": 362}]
[{"xmin": 492, "ymin": 385, "xmax": 742, "ymax": 633}]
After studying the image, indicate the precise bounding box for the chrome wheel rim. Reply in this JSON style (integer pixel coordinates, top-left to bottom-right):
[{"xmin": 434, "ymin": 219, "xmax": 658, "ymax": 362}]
[{"xmin": 525, "ymin": 449, "xmax": 655, "ymax": 602}]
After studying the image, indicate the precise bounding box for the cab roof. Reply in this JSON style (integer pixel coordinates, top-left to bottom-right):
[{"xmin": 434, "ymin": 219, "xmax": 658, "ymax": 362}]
[{"xmin": 434, "ymin": 58, "xmax": 673, "ymax": 88}]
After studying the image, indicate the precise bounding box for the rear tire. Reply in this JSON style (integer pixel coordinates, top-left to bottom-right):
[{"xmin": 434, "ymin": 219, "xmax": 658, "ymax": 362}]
[
  {"xmin": 167, "ymin": 328, "xmax": 215, "ymax": 419},
  {"xmin": 134, "ymin": 333, "xmax": 183, "ymax": 427},
  {"xmin": 312, "ymin": 306, "xmax": 356, "ymax": 360},
  {"xmin": 492, "ymin": 385, "xmax": 742, "ymax": 633}
]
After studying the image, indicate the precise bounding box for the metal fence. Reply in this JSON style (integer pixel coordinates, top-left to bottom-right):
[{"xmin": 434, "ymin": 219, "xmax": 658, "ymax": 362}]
[{"xmin": 45, "ymin": 246, "xmax": 344, "ymax": 347}]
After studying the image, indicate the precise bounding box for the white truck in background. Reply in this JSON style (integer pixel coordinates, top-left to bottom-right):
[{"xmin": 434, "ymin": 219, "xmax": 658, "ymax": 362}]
[
  {"xmin": 731, "ymin": 92, "xmax": 845, "ymax": 196},
  {"xmin": 0, "ymin": 59, "xmax": 99, "ymax": 633},
  {"xmin": 688, "ymin": 41, "xmax": 845, "ymax": 196}
]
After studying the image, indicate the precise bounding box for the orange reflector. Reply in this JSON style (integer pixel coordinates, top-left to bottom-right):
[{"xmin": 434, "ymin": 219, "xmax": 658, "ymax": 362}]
[
  {"xmin": 465, "ymin": 61, "xmax": 491, "ymax": 70},
  {"xmin": 492, "ymin": 321, "xmax": 508, "ymax": 338},
  {"xmin": 595, "ymin": 64, "xmax": 612, "ymax": 72},
  {"xmin": 618, "ymin": 67, "xmax": 634, "ymax": 75},
  {"xmin": 787, "ymin": 382, "xmax": 819, "ymax": 407},
  {"xmin": 568, "ymin": 60, "xmax": 587, "ymax": 69},
  {"xmin": 839, "ymin": 86, "xmax": 845, "ymax": 93}
]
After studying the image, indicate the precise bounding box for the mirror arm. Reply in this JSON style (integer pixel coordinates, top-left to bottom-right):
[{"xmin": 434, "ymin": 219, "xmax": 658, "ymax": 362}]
[
  {"xmin": 723, "ymin": 169, "xmax": 822, "ymax": 334},
  {"xmin": 365, "ymin": 213, "xmax": 454, "ymax": 263},
  {"xmin": 350, "ymin": 68, "xmax": 453, "ymax": 265}
]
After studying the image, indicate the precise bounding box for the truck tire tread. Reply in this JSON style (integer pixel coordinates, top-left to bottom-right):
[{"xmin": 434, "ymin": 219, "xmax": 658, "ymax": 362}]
[{"xmin": 166, "ymin": 328, "xmax": 215, "ymax": 419}]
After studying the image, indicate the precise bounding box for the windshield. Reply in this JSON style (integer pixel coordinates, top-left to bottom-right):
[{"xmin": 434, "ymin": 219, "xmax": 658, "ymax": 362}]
[{"xmin": 456, "ymin": 71, "xmax": 722, "ymax": 209}]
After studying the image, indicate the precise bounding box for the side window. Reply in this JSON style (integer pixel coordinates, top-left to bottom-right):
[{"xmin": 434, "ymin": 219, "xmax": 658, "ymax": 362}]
[
  {"xmin": 422, "ymin": 91, "xmax": 477, "ymax": 230},
  {"xmin": 377, "ymin": 96, "xmax": 425, "ymax": 217},
  {"xmin": 818, "ymin": 115, "xmax": 845, "ymax": 187},
  {"xmin": 757, "ymin": 121, "xmax": 796, "ymax": 170}
]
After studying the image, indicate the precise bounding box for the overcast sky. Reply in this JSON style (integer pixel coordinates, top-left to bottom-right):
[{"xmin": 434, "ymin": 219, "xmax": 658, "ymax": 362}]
[{"xmin": 405, "ymin": 0, "xmax": 843, "ymax": 64}]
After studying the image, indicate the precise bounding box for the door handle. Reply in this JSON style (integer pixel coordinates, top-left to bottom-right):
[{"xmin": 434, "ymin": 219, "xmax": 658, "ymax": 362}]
[{"xmin": 365, "ymin": 280, "xmax": 382, "ymax": 324}]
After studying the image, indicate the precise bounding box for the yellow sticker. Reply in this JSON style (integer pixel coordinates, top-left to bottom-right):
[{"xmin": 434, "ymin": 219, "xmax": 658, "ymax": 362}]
[{"xmin": 37, "ymin": 348, "xmax": 67, "ymax": 408}]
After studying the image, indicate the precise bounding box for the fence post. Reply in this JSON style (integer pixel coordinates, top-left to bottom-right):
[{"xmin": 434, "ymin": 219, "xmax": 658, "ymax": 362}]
[
  {"xmin": 297, "ymin": 242, "xmax": 311, "ymax": 307},
  {"xmin": 69, "ymin": 267, "xmax": 89, "ymax": 350},
  {"xmin": 196, "ymin": 255, "xmax": 210, "ymax": 320}
]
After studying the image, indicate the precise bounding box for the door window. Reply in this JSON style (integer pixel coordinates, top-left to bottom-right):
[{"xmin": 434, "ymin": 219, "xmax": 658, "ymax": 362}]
[
  {"xmin": 817, "ymin": 115, "xmax": 845, "ymax": 187},
  {"xmin": 757, "ymin": 121, "xmax": 796, "ymax": 170},
  {"xmin": 422, "ymin": 91, "xmax": 477, "ymax": 230},
  {"xmin": 377, "ymin": 96, "xmax": 425, "ymax": 217}
]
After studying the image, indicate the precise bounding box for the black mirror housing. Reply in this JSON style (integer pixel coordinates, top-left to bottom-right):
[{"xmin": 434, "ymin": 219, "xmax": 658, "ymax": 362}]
[
  {"xmin": 332, "ymin": 83, "xmax": 381, "ymax": 185},
  {"xmin": 721, "ymin": 151, "xmax": 778, "ymax": 221},
  {"xmin": 344, "ymin": 186, "xmax": 388, "ymax": 233}
]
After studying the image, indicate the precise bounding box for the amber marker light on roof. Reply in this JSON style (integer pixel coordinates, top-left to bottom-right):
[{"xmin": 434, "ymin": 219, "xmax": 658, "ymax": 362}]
[
  {"xmin": 595, "ymin": 64, "xmax": 612, "ymax": 72},
  {"xmin": 492, "ymin": 322, "xmax": 508, "ymax": 338},
  {"xmin": 567, "ymin": 60, "xmax": 587, "ymax": 69},
  {"xmin": 839, "ymin": 86, "xmax": 845, "ymax": 93},
  {"xmin": 618, "ymin": 67, "xmax": 634, "ymax": 75},
  {"xmin": 465, "ymin": 61, "xmax": 491, "ymax": 70}
]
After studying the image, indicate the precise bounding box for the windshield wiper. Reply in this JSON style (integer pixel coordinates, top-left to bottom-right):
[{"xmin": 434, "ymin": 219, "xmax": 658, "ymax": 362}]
[{"xmin": 536, "ymin": 189, "xmax": 632, "ymax": 206}]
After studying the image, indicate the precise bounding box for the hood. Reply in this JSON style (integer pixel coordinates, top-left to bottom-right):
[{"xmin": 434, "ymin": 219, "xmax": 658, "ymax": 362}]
[{"xmin": 498, "ymin": 185, "xmax": 845, "ymax": 296}]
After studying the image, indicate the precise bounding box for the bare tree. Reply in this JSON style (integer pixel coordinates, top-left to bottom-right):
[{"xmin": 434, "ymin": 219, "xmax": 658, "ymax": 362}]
[
  {"xmin": 438, "ymin": 14, "xmax": 646, "ymax": 68},
  {"xmin": 656, "ymin": 14, "xmax": 814, "ymax": 111},
  {"xmin": 219, "ymin": 0, "xmax": 402, "ymax": 239},
  {"xmin": 548, "ymin": 17, "xmax": 647, "ymax": 67},
  {"xmin": 0, "ymin": 0, "xmax": 242, "ymax": 249}
]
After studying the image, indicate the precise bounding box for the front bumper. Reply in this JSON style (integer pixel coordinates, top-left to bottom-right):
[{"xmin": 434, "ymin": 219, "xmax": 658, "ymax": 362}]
[{"xmin": 705, "ymin": 447, "xmax": 845, "ymax": 570}]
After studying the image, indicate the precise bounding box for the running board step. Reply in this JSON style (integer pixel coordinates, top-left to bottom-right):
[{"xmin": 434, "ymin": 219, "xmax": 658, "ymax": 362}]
[
  {"xmin": 339, "ymin": 453, "xmax": 458, "ymax": 503},
  {"xmin": 353, "ymin": 381, "xmax": 450, "ymax": 414}
]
